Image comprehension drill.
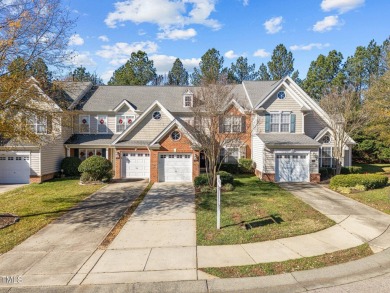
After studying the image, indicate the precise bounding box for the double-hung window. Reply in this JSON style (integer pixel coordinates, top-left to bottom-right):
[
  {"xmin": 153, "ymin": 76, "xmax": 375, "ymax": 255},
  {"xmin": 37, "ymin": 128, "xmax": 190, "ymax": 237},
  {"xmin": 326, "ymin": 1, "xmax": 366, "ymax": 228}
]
[
  {"xmin": 116, "ymin": 115, "xmax": 135, "ymax": 133},
  {"xmin": 97, "ymin": 115, "xmax": 107, "ymax": 133},
  {"xmin": 270, "ymin": 112, "xmax": 291, "ymax": 133},
  {"xmin": 79, "ymin": 115, "xmax": 90, "ymax": 133},
  {"xmin": 223, "ymin": 116, "xmax": 242, "ymax": 133},
  {"xmin": 320, "ymin": 147, "xmax": 334, "ymax": 168},
  {"xmin": 29, "ymin": 115, "xmax": 47, "ymax": 134},
  {"xmin": 220, "ymin": 147, "xmax": 240, "ymax": 164},
  {"xmin": 183, "ymin": 95, "xmax": 193, "ymax": 107}
]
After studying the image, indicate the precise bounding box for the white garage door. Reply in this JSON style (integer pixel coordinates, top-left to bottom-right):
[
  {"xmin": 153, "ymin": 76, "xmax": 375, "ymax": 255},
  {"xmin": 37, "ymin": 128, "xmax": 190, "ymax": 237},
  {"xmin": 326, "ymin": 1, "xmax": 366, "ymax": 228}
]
[
  {"xmin": 275, "ymin": 154, "xmax": 309, "ymax": 182},
  {"xmin": 158, "ymin": 153, "xmax": 192, "ymax": 182},
  {"xmin": 122, "ymin": 152, "xmax": 150, "ymax": 179},
  {"xmin": 0, "ymin": 154, "xmax": 30, "ymax": 184}
]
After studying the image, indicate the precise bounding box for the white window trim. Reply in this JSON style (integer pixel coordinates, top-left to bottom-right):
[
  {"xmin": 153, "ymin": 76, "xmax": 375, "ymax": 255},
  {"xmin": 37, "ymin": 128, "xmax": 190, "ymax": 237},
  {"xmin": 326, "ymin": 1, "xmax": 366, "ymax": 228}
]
[
  {"xmin": 29, "ymin": 115, "xmax": 48, "ymax": 134},
  {"xmin": 223, "ymin": 116, "xmax": 242, "ymax": 133},
  {"xmin": 79, "ymin": 115, "xmax": 90, "ymax": 134},
  {"xmin": 96, "ymin": 115, "xmax": 108, "ymax": 134},
  {"xmin": 220, "ymin": 147, "xmax": 241, "ymax": 163},
  {"xmin": 183, "ymin": 95, "xmax": 193, "ymax": 107},
  {"xmin": 270, "ymin": 111, "xmax": 291, "ymax": 133},
  {"xmin": 115, "ymin": 114, "xmax": 136, "ymax": 134},
  {"xmin": 79, "ymin": 149, "xmax": 103, "ymax": 161},
  {"xmin": 320, "ymin": 146, "xmax": 334, "ymax": 168}
]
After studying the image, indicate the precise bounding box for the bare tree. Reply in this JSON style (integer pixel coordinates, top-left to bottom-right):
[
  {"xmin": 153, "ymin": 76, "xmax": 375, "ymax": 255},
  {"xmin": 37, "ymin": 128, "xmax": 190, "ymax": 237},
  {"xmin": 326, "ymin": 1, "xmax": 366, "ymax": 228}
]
[
  {"xmin": 190, "ymin": 77, "xmax": 253, "ymax": 187},
  {"xmin": 0, "ymin": 0, "xmax": 75, "ymax": 146},
  {"xmin": 320, "ymin": 87, "xmax": 368, "ymax": 174}
]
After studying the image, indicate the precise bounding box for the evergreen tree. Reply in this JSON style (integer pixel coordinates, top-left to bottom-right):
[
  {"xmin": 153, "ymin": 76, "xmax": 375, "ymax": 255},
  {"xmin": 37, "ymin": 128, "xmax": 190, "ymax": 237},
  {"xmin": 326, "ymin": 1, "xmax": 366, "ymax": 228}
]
[
  {"xmin": 229, "ymin": 56, "xmax": 258, "ymax": 83},
  {"xmin": 258, "ymin": 63, "xmax": 271, "ymax": 81},
  {"xmin": 108, "ymin": 51, "xmax": 157, "ymax": 85},
  {"xmin": 30, "ymin": 58, "xmax": 52, "ymax": 89},
  {"xmin": 267, "ymin": 44, "xmax": 294, "ymax": 80},
  {"xmin": 168, "ymin": 58, "xmax": 189, "ymax": 85},
  {"xmin": 191, "ymin": 48, "xmax": 225, "ymax": 85}
]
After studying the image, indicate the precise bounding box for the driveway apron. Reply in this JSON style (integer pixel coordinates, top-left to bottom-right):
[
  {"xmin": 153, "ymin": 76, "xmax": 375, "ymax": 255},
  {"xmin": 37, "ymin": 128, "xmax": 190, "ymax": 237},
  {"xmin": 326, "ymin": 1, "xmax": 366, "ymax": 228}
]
[
  {"xmin": 82, "ymin": 182, "xmax": 197, "ymax": 285},
  {"xmin": 0, "ymin": 180, "xmax": 148, "ymax": 287}
]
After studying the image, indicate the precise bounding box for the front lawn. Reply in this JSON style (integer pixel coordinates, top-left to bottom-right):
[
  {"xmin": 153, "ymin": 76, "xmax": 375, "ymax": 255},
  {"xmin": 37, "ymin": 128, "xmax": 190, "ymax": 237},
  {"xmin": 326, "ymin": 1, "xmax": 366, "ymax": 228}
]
[
  {"xmin": 342, "ymin": 186, "xmax": 390, "ymax": 215},
  {"xmin": 197, "ymin": 175, "xmax": 334, "ymax": 245},
  {"xmin": 0, "ymin": 179, "xmax": 104, "ymax": 253},
  {"xmin": 355, "ymin": 163, "xmax": 390, "ymax": 174},
  {"xmin": 202, "ymin": 244, "xmax": 372, "ymax": 278}
]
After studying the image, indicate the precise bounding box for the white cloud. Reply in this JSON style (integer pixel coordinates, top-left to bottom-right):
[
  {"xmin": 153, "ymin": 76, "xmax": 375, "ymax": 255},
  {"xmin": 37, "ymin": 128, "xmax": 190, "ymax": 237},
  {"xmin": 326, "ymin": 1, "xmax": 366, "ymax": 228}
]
[
  {"xmin": 290, "ymin": 43, "xmax": 330, "ymax": 51},
  {"xmin": 150, "ymin": 54, "xmax": 200, "ymax": 74},
  {"xmin": 263, "ymin": 16, "xmax": 283, "ymax": 34},
  {"xmin": 101, "ymin": 70, "xmax": 115, "ymax": 82},
  {"xmin": 242, "ymin": 0, "xmax": 249, "ymax": 6},
  {"xmin": 105, "ymin": 0, "xmax": 221, "ymax": 31},
  {"xmin": 68, "ymin": 34, "xmax": 84, "ymax": 46},
  {"xmin": 313, "ymin": 15, "xmax": 342, "ymax": 32},
  {"xmin": 68, "ymin": 51, "xmax": 96, "ymax": 67},
  {"xmin": 321, "ymin": 0, "xmax": 364, "ymax": 13},
  {"xmin": 96, "ymin": 41, "xmax": 158, "ymax": 66},
  {"xmin": 224, "ymin": 50, "xmax": 238, "ymax": 59},
  {"xmin": 157, "ymin": 28, "xmax": 197, "ymax": 40},
  {"xmin": 253, "ymin": 49, "xmax": 270, "ymax": 58},
  {"xmin": 98, "ymin": 35, "xmax": 110, "ymax": 42}
]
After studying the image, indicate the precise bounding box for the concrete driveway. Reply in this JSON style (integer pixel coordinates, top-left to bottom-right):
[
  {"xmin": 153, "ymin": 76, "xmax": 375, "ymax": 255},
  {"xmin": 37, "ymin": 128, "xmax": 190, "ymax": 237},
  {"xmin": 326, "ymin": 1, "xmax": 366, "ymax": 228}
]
[
  {"xmin": 0, "ymin": 184, "xmax": 26, "ymax": 195},
  {"xmin": 0, "ymin": 180, "xmax": 148, "ymax": 287},
  {"xmin": 80, "ymin": 182, "xmax": 197, "ymax": 285}
]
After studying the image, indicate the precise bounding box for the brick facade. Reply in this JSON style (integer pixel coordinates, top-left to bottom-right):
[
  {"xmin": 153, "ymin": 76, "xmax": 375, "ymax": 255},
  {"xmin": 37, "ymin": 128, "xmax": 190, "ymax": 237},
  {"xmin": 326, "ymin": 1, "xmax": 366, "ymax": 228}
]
[
  {"xmin": 29, "ymin": 172, "xmax": 56, "ymax": 183},
  {"xmin": 255, "ymin": 169, "xmax": 321, "ymax": 183}
]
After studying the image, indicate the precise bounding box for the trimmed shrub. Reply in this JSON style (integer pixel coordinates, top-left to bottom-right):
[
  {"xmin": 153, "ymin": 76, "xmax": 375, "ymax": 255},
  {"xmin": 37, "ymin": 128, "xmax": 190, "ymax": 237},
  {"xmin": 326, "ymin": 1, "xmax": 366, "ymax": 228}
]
[
  {"xmin": 222, "ymin": 183, "xmax": 234, "ymax": 191},
  {"xmin": 239, "ymin": 158, "xmax": 253, "ymax": 173},
  {"xmin": 319, "ymin": 168, "xmax": 329, "ymax": 180},
  {"xmin": 78, "ymin": 156, "xmax": 113, "ymax": 182},
  {"xmin": 340, "ymin": 166, "xmax": 363, "ymax": 174},
  {"xmin": 61, "ymin": 157, "xmax": 81, "ymax": 177},
  {"xmin": 194, "ymin": 174, "xmax": 209, "ymax": 187},
  {"xmin": 80, "ymin": 172, "xmax": 93, "ymax": 183},
  {"xmin": 220, "ymin": 163, "xmax": 239, "ymax": 174},
  {"xmin": 330, "ymin": 174, "xmax": 388, "ymax": 190},
  {"xmin": 217, "ymin": 171, "xmax": 234, "ymax": 185}
]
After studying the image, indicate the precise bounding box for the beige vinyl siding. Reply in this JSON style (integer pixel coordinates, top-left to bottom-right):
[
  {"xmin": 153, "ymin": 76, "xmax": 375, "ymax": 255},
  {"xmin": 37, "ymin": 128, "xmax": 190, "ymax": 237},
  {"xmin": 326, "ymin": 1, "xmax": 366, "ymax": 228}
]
[
  {"xmin": 261, "ymin": 90, "xmax": 303, "ymax": 133},
  {"xmin": 304, "ymin": 112, "xmax": 328, "ymax": 138},
  {"xmin": 310, "ymin": 149, "xmax": 319, "ymax": 173},
  {"xmin": 30, "ymin": 151, "xmax": 40, "ymax": 176},
  {"xmin": 264, "ymin": 149, "xmax": 275, "ymax": 173},
  {"xmin": 107, "ymin": 116, "xmax": 116, "ymax": 134},
  {"xmin": 252, "ymin": 135, "xmax": 264, "ymax": 172},
  {"xmin": 123, "ymin": 106, "xmax": 172, "ymax": 141}
]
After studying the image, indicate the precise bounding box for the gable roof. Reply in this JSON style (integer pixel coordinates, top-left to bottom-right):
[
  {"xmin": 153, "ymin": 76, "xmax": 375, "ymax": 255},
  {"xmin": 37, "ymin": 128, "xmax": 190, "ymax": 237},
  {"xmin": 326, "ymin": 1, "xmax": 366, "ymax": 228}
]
[
  {"xmin": 149, "ymin": 119, "xmax": 199, "ymax": 147},
  {"xmin": 112, "ymin": 99, "xmax": 138, "ymax": 112},
  {"xmin": 242, "ymin": 80, "xmax": 283, "ymax": 108},
  {"xmin": 74, "ymin": 84, "xmax": 250, "ymax": 113},
  {"xmin": 112, "ymin": 100, "xmax": 175, "ymax": 144},
  {"xmin": 54, "ymin": 81, "xmax": 93, "ymax": 110}
]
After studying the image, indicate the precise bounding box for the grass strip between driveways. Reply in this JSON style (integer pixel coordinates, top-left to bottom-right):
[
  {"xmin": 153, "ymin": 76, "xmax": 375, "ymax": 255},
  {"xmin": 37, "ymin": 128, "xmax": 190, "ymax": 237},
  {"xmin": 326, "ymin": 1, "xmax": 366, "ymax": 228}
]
[
  {"xmin": 202, "ymin": 244, "xmax": 373, "ymax": 278},
  {"xmin": 0, "ymin": 179, "xmax": 104, "ymax": 254},
  {"xmin": 197, "ymin": 175, "xmax": 335, "ymax": 246},
  {"xmin": 99, "ymin": 182, "xmax": 153, "ymax": 249}
]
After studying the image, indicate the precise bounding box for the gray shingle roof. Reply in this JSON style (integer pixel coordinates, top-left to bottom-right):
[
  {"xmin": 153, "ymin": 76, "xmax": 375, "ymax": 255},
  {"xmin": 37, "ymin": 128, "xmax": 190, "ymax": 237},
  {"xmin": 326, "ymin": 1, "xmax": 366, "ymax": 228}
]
[
  {"xmin": 258, "ymin": 134, "xmax": 321, "ymax": 147},
  {"xmin": 65, "ymin": 134, "xmax": 119, "ymax": 145},
  {"xmin": 76, "ymin": 84, "xmax": 250, "ymax": 113},
  {"xmin": 243, "ymin": 80, "xmax": 282, "ymax": 107},
  {"xmin": 115, "ymin": 140, "xmax": 151, "ymax": 147}
]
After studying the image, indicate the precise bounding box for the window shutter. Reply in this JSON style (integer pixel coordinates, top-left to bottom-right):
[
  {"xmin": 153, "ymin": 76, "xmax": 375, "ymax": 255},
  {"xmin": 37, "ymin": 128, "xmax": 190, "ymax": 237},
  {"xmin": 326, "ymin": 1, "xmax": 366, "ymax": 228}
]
[
  {"xmin": 290, "ymin": 114, "xmax": 296, "ymax": 133},
  {"xmin": 240, "ymin": 145, "xmax": 247, "ymax": 159},
  {"xmin": 265, "ymin": 113, "xmax": 271, "ymax": 133},
  {"xmin": 219, "ymin": 116, "xmax": 224, "ymax": 133},
  {"xmin": 46, "ymin": 116, "xmax": 53, "ymax": 134},
  {"xmin": 74, "ymin": 149, "xmax": 79, "ymax": 158},
  {"xmin": 102, "ymin": 148, "xmax": 106, "ymax": 158},
  {"xmin": 219, "ymin": 148, "xmax": 225, "ymax": 162},
  {"xmin": 241, "ymin": 116, "xmax": 246, "ymax": 133}
]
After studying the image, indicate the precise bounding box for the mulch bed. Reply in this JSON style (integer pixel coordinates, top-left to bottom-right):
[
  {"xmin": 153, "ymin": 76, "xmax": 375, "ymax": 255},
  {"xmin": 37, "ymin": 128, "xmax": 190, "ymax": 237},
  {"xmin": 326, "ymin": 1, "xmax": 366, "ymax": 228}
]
[{"xmin": 0, "ymin": 214, "xmax": 20, "ymax": 229}]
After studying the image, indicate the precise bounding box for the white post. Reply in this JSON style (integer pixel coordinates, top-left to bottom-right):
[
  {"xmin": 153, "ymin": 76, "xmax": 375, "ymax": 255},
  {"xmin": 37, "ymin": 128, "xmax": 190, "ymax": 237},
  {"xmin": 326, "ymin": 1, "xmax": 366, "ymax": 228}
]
[{"xmin": 217, "ymin": 175, "xmax": 221, "ymax": 230}]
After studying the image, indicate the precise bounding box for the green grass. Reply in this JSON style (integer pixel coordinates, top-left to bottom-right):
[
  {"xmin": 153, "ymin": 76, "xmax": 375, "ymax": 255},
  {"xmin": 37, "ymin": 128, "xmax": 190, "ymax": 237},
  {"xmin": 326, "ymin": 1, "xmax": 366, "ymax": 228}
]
[
  {"xmin": 202, "ymin": 244, "xmax": 373, "ymax": 278},
  {"xmin": 0, "ymin": 179, "xmax": 104, "ymax": 253},
  {"xmin": 354, "ymin": 163, "xmax": 390, "ymax": 174},
  {"xmin": 342, "ymin": 186, "xmax": 390, "ymax": 215},
  {"xmin": 196, "ymin": 175, "xmax": 335, "ymax": 245}
]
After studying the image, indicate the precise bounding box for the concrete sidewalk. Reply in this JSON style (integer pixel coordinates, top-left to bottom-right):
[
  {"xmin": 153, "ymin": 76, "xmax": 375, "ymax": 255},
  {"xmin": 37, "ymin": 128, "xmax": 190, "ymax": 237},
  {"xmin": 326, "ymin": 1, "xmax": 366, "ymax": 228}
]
[
  {"xmin": 197, "ymin": 183, "xmax": 390, "ymax": 268},
  {"xmin": 0, "ymin": 180, "xmax": 148, "ymax": 287},
  {"xmin": 78, "ymin": 183, "xmax": 197, "ymax": 285}
]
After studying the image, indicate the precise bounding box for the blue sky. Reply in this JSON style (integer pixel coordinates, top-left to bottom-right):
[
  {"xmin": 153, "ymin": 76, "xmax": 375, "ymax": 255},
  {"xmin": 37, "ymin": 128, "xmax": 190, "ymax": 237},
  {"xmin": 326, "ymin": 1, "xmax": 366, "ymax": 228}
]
[{"xmin": 65, "ymin": 0, "xmax": 389, "ymax": 83}]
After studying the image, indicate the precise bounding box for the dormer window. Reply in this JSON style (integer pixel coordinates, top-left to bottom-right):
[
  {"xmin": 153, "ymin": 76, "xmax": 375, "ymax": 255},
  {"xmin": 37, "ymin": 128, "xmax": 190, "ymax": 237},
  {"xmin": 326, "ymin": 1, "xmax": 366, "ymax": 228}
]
[{"xmin": 183, "ymin": 95, "xmax": 193, "ymax": 107}]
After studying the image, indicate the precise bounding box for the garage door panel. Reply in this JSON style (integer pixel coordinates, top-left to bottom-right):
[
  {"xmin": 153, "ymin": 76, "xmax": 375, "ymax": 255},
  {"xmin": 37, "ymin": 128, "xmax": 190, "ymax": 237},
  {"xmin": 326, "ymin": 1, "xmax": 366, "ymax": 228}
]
[
  {"xmin": 122, "ymin": 152, "xmax": 150, "ymax": 179},
  {"xmin": 158, "ymin": 153, "xmax": 192, "ymax": 182},
  {"xmin": 0, "ymin": 155, "xmax": 30, "ymax": 184},
  {"xmin": 276, "ymin": 154, "xmax": 309, "ymax": 182}
]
